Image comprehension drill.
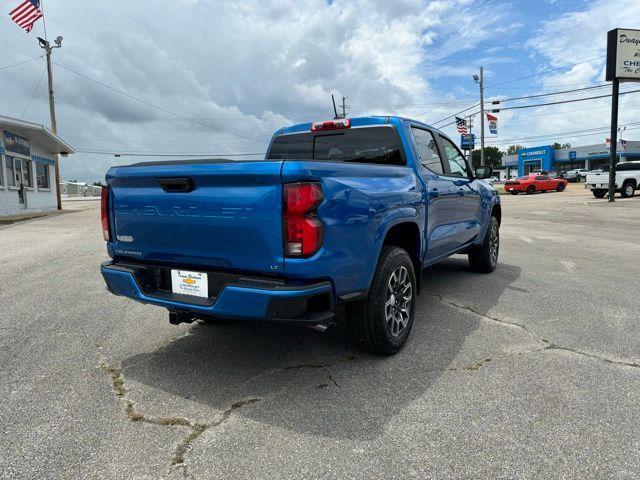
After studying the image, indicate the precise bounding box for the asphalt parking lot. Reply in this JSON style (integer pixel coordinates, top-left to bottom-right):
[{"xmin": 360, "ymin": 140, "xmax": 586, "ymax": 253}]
[{"xmin": 1, "ymin": 185, "xmax": 639, "ymax": 479}]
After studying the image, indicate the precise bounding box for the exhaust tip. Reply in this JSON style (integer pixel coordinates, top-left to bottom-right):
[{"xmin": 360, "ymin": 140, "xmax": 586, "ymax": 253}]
[
  {"xmin": 308, "ymin": 323, "xmax": 334, "ymax": 333},
  {"xmin": 169, "ymin": 311, "xmax": 197, "ymax": 325}
]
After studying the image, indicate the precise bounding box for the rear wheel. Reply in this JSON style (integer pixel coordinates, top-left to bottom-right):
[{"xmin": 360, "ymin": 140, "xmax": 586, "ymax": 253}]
[
  {"xmin": 346, "ymin": 246, "xmax": 416, "ymax": 355},
  {"xmin": 510, "ymin": 190, "xmax": 518, "ymax": 195},
  {"xmin": 526, "ymin": 185, "xmax": 536, "ymax": 195},
  {"xmin": 592, "ymin": 189, "xmax": 607, "ymax": 199},
  {"xmin": 556, "ymin": 182, "xmax": 565, "ymax": 192},
  {"xmin": 621, "ymin": 182, "xmax": 635, "ymax": 198},
  {"xmin": 468, "ymin": 216, "xmax": 500, "ymax": 273}
]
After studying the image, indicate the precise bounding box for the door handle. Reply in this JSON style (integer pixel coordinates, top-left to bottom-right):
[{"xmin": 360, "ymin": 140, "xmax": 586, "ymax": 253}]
[
  {"xmin": 158, "ymin": 177, "xmax": 195, "ymax": 193},
  {"xmin": 457, "ymin": 189, "xmax": 465, "ymax": 196},
  {"xmin": 429, "ymin": 188, "xmax": 439, "ymax": 197}
]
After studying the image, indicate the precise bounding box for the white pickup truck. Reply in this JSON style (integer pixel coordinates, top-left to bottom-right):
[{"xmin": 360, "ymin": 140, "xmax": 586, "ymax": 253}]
[{"xmin": 585, "ymin": 161, "xmax": 640, "ymax": 198}]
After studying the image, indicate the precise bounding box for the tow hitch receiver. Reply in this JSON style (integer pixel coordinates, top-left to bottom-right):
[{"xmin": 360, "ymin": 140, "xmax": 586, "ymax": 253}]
[{"xmin": 168, "ymin": 311, "xmax": 198, "ymax": 325}]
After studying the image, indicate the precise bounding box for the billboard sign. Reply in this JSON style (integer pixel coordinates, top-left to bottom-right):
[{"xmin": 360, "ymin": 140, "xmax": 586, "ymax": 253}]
[
  {"xmin": 606, "ymin": 28, "xmax": 640, "ymax": 82},
  {"xmin": 461, "ymin": 133, "xmax": 475, "ymax": 150},
  {"xmin": 569, "ymin": 151, "xmax": 577, "ymax": 160},
  {"xmin": 3, "ymin": 130, "xmax": 30, "ymax": 157}
]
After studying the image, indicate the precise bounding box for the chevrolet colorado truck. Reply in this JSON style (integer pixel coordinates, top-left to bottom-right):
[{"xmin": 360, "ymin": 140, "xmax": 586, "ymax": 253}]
[
  {"xmin": 585, "ymin": 160, "xmax": 640, "ymax": 198},
  {"xmin": 100, "ymin": 116, "xmax": 501, "ymax": 354}
]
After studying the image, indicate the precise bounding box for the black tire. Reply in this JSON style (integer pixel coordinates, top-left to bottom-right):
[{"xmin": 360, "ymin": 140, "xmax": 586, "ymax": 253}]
[
  {"xmin": 592, "ymin": 189, "xmax": 607, "ymax": 199},
  {"xmin": 468, "ymin": 216, "xmax": 500, "ymax": 273},
  {"xmin": 509, "ymin": 190, "xmax": 518, "ymax": 195},
  {"xmin": 526, "ymin": 185, "xmax": 536, "ymax": 195},
  {"xmin": 621, "ymin": 182, "xmax": 635, "ymax": 198},
  {"xmin": 346, "ymin": 246, "xmax": 416, "ymax": 355},
  {"xmin": 556, "ymin": 182, "xmax": 565, "ymax": 192}
]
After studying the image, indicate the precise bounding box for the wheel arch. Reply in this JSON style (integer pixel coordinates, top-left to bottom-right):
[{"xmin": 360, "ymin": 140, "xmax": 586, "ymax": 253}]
[{"xmin": 380, "ymin": 220, "xmax": 422, "ymax": 294}]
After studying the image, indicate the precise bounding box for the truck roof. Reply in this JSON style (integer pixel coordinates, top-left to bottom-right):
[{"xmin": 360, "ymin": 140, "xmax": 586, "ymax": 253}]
[{"xmin": 275, "ymin": 116, "xmax": 444, "ymax": 136}]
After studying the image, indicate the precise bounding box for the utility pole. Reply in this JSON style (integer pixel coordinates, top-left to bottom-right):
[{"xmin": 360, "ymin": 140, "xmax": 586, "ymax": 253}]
[
  {"xmin": 477, "ymin": 67, "xmax": 486, "ymax": 166},
  {"xmin": 466, "ymin": 114, "xmax": 473, "ymax": 162},
  {"xmin": 38, "ymin": 35, "xmax": 63, "ymax": 210},
  {"xmin": 340, "ymin": 96, "xmax": 348, "ymax": 119}
]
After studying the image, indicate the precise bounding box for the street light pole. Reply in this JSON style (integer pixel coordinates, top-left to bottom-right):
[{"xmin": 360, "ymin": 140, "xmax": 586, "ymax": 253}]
[
  {"xmin": 473, "ymin": 67, "xmax": 485, "ymax": 166},
  {"xmin": 479, "ymin": 67, "xmax": 485, "ymax": 166},
  {"xmin": 38, "ymin": 35, "xmax": 62, "ymax": 210}
]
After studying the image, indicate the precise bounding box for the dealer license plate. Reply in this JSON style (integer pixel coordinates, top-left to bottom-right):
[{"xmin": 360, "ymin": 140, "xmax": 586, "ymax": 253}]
[{"xmin": 171, "ymin": 270, "xmax": 208, "ymax": 298}]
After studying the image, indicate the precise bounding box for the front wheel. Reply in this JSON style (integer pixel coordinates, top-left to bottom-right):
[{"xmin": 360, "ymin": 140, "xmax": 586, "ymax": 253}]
[
  {"xmin": 621, "ymin": 182, "xmax": 635, "ymax": 198},
  {"xmin": 556, "ymin": 183, "xmax": 565, "ymax": 192},
  {"xmin": 346, "ymin": 246, "xmax": 416, "ymax": 355},
  {"xmin": 469, "ymin": 216, "xmax": 499, "ymax": 273}
]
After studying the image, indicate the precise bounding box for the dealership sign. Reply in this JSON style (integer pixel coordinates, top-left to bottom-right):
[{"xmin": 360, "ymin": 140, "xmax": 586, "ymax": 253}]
[
  {"xmin": 606, "ymin": 28, "xmax": 640, "ymax": 81},
  {"xmin": 461, "ymin": 133, "xmax": 475, "ymax": 150},
  {"xmin": 3, "ymin": 130, "xmax": 30, "ymax": 157}
]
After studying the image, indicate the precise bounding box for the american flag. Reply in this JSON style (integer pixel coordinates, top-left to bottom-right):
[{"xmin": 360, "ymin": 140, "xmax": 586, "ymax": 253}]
[
  {"xmin": 455, "ymin": 117, "xmax": 467, "ymax": 135},
  {"xmin": 9, "ymin": 0, "xmax": 43, "ymax": 33}
]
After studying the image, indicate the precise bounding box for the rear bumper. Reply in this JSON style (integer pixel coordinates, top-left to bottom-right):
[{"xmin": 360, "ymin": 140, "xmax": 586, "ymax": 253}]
[{"xmin": 100, "ymin": 261, "xmax": 335, "ymax": 323}]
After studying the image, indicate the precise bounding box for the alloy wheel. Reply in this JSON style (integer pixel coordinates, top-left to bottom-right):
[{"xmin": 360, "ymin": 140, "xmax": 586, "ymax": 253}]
[{"xmin": 384, "ymin": 266, "xmax": 413, "ymax": 337}]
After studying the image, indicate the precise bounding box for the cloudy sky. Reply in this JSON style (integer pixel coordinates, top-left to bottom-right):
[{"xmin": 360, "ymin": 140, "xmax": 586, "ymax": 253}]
[{"xmin": 1, "ymin": 0, "xmax": 639, "ymax": 182}]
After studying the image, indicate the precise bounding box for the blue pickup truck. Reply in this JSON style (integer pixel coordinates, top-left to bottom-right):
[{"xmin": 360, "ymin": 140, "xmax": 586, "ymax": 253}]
[{"xmin": 100, "ymin": 116, "xmax": 501, "ymax": 354}]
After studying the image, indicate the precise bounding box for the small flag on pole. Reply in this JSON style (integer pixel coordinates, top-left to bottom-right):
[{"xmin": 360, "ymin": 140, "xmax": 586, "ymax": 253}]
[
  {"xmin": 455, "ymin": 117, "xmax": 468, "ymax": 135},
  {"xmin": 9, "ymin": 0, "xmax": 43, "ymax": 33},
  {"xmin": 486, "ymin": 113, "xmax": 498, "ymax": 135}
]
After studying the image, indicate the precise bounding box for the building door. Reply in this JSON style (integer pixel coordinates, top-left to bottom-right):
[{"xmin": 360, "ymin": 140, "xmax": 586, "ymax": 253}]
[{"xmin": 13, "ymin": 158, "xmax": 29, "ymax": 208}]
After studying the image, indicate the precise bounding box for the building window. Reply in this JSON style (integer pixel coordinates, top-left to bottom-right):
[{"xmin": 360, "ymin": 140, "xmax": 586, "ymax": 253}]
[
  {"xmin": 36, "ymin": 163, "xmax": 50, "ymax": 189},
  {"xmin": 5, "ymin": 157, "xmax": 33, "ymax": 187},
  {"xmin": 6, "ymin": 156, "xmax": 16, "ymax": 186},
  {"xmin": 0, "ymin": 155, "xmax": 4, "ymax": 186}
]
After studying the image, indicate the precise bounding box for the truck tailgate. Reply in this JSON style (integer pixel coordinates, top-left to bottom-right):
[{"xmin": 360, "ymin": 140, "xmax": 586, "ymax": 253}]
[
  {"xmin": 586, "ymin": 173, "xmax": 609, "ymax": 185},
  {"xmin": 106, "ymin": 160, "xmax": 284, "ymax": 275}
]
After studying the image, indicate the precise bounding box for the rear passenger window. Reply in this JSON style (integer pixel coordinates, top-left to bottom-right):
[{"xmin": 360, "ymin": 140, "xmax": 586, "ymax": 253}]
[
  {"xmin": 411, "ymin": 127, "xmax": 443, "ymax": 175},
  {"xmin": 439, "ymin": 136, "xmax": 469, "ymax": 177},
  {"xmin": 267, "ymin": 126, "xmax": 404, "ymax": 165}
]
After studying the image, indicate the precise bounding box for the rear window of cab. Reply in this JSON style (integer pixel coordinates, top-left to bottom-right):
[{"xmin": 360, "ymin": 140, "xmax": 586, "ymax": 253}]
[{"xmin": 267, "ymin": 126, "xmax": 405, "ymax": 165}]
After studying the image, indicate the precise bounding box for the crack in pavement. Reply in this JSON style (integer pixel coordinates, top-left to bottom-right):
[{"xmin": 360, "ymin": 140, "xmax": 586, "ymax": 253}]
[
  {"xmin": 426, "ymin": 291, "xmax": 640, "ymax": 371},
  {"xmin": 95, "ymin": 342, "xmax": 261, "ymax": 477},
  {"xmin": 445, "ymin": 347, "xmax": 549, "ymax": 372}
]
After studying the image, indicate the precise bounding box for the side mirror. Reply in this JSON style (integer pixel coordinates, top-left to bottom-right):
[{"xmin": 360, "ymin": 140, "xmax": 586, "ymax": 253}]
[{"xmin": 475, "ymin": 165, "xmax": 493, "ymax": 179}]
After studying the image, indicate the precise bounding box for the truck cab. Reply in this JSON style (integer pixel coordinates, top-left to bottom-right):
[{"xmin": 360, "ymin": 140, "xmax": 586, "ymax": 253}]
[{"xmin": 100, "ymin": 116, "xmax": 501, "ymax": 354}]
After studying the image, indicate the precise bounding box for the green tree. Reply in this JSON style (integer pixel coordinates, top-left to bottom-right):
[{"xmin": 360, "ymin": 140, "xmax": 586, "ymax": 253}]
[
  {"xmin": 93, "ymin": 181, "xmax": 103, "ymax": 186},
  {"xmin": 506, "ymin": 144, "xmax": 524, "ymax": 155},
  {"xmin": 470, "ymin": 146, "xmax": 503, "ymax": 169}
]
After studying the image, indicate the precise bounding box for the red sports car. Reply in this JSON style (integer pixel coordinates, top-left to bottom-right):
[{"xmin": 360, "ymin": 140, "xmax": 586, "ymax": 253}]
[{"xmin": 504, "ymin": 174, "xmax": 568, "ymax": 195}]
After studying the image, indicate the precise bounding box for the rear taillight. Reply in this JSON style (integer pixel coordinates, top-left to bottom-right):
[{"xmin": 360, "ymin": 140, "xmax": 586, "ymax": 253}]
[
  {"xmin": 283, "ymin": 182, "xmax": 323, "ymax": 257},
  {"xmin": 101, "ymin": 186, "xmax": 111, "ymax": 241},
  {"xmin": 311, "ymin": 118, "xmax": 351, "ymax": 131}
]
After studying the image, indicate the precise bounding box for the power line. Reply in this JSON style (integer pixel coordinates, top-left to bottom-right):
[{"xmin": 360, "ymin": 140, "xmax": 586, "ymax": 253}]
[
  {"xmin": 492, "ymin": 84, "xmax": 609, "ymax": 103},
  {"xmin": 21, "ymin": 68, "xmax": 47, "ymax": 117},
  {"xmin": 53, "ymin": 61, "xmax": 266, "ymax": 143},
  {"xmin": 495, "ymin": 87, "xmax": 640, "ymax": 112},
  {"xmin": 482, "ymin": 121, "xmax": 640, "ymax": 147},
  {"xmin": 484, "ymin": 55, "xmax": 606, "ymax": 89},
  {"xmin": 431, "ymin": 102, "xmax": 480, "ymax": 126},
  {"xmin": 0, "ymin": 55, "xmax": 44, "ymax": 71}
]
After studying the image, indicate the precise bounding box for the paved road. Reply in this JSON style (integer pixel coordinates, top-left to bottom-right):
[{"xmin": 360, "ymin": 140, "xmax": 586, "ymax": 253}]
[{"xmin": 1, "ymin": 193, "xmax": 639, "ymax": 479}]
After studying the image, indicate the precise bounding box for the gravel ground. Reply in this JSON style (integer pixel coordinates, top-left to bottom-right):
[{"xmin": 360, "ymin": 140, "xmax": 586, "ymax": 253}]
[{"xmin": 1, "ymin": 191, "xmax": 639, "ymax": 479}]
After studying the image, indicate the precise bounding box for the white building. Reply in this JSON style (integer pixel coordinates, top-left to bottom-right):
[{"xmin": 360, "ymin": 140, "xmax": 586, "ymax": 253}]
[{"xmin": 0, "ymin": 115, "xmax": 74, "ymax": 218}]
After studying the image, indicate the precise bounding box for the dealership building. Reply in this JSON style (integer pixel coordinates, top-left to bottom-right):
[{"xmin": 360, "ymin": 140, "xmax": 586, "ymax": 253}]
[
  {"xmin": 0, "ymin": 115, "xmax": 74, "ymax": 218},
  {"xmin": 498, "ymin": 141, "xmax": 640, "ymax": 178}
]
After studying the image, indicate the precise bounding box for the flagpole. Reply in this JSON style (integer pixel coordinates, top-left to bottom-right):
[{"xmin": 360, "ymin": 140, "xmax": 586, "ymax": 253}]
[{"xmin": 40, "ymin": 0, "xmax": 48, "ymax": 40}]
